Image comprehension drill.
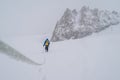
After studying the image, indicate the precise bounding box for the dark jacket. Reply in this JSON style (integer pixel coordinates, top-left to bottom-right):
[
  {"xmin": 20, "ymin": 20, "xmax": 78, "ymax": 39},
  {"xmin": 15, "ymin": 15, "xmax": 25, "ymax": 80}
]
[{"xmin": 43, "ymin": 39, "xmax": 50, "ymax": 47}]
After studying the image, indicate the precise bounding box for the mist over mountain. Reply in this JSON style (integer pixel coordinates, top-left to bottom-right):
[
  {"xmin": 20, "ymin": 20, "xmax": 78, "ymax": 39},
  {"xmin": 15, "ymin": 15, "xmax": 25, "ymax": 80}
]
[{"xmin": 51, "ymin": 6, "xmax": 120, "ymax": 42}]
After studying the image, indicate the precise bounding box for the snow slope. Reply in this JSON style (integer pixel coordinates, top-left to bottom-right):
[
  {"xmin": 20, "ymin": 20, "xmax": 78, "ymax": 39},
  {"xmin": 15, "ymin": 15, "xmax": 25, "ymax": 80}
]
[
  {"xmin": 45, "ymin": 25, "xmax": 120, "ymax": 80},
  {"xmin": 0, "ymin": 25, "xmax": 120, "ymax": 80},
  {"xmin": 0, "ymin": 36, "xmax": 46, "ymax": 80}
]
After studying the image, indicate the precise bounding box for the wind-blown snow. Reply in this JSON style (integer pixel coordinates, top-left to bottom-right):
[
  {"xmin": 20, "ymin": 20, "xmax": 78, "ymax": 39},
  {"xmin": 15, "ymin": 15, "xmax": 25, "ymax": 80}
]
[
  {"xmin": 0, "ymin": 0, "xmax": 120, "ymax": 37},
  {"xmin": 0, "ymin": 0, "xmax": 120, "ymax": 80},
  {"xmin": 1, "ymin": 24, "xmax": 120, "ymax": 80}
]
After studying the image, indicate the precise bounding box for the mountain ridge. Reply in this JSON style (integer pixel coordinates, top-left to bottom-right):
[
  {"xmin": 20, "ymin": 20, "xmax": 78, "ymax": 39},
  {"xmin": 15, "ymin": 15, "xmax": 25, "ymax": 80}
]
[{"xmin": 51, "ymin": 6, "xmax": 120, "ymax": 42}]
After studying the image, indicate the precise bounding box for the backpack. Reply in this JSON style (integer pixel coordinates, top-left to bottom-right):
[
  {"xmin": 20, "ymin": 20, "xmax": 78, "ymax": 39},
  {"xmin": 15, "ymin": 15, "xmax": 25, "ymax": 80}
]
[{"xmin": 45, "ymin": 40, "xmax": 49, "ymax": 46}]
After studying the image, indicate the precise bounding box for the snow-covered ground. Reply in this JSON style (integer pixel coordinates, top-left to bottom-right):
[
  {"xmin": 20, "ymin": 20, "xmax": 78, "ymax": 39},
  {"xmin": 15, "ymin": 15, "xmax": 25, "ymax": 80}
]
[
  {"xmin": 0, "ymin": 24, "xmax": 120, "ymax": 80},
  {"xmin": 0, "ymin": 0, "xmax": 120, "ymax": 80},
  {"xmin": 45, "ymin": 25, "xmax": 120, "ymax": 80},
  {"xmin": 0, "ymin": 35, "xmax": 45, "ymax": 80}
]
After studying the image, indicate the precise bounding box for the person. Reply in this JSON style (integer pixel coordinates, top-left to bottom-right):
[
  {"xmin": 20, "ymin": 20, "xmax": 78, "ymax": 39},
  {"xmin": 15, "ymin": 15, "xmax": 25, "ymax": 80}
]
[{"xmin": 43, "ymin": 38, "xmax": 50, "ymax": 52}]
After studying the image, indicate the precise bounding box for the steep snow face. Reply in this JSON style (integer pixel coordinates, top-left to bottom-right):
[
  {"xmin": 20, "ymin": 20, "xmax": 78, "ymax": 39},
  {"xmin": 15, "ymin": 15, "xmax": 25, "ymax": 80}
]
[{"xmin": 51, "ymin": 6, "xmax": 120, "ymax": 42}]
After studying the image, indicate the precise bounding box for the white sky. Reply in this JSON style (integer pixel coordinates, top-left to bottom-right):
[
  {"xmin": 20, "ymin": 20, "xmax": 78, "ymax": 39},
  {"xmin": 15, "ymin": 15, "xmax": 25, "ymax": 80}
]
[{"xmin": 0, "ymin": 0, "xmax": 120, "ymax": 37}]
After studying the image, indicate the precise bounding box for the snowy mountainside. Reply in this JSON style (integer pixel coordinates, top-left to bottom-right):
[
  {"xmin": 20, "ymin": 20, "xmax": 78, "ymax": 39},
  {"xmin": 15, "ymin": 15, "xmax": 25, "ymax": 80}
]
[
  {"xmin": 45, "ymin": 24, "xmax": 120, "ymax": 80},
  {"xmin": 0, "ymin": 24, "xmax": 120, "ymax": 80},
  {"xmin": 51, "ymin": 6, "xmax": 120, "ymax": 42}
]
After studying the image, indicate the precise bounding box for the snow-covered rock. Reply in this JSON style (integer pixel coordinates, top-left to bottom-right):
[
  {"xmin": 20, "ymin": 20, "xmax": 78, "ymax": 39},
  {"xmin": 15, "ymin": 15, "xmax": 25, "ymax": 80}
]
[{"xmin": 51, "ymin": 6, "xmax": 120, "ymax": 42}]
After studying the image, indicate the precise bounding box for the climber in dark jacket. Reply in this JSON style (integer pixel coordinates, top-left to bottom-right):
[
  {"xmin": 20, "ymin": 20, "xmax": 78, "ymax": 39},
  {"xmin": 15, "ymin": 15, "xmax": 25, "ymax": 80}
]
[{"xmin": 43, "ymin": 38, "xmax": 50, "ymax": 52}]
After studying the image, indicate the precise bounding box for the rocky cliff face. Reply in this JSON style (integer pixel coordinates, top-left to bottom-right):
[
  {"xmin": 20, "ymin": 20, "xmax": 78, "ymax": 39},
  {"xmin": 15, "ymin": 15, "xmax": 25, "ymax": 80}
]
[{"xmin": 51, "ymin": 6, "xmax": 120, "ymax": 42}]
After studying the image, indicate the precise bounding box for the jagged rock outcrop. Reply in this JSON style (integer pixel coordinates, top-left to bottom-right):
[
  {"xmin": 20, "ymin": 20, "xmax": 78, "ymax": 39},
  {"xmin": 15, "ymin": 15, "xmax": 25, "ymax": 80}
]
[{"xmin": 51, "ymin": 6, "xmax": 120, "ymax": 42}]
